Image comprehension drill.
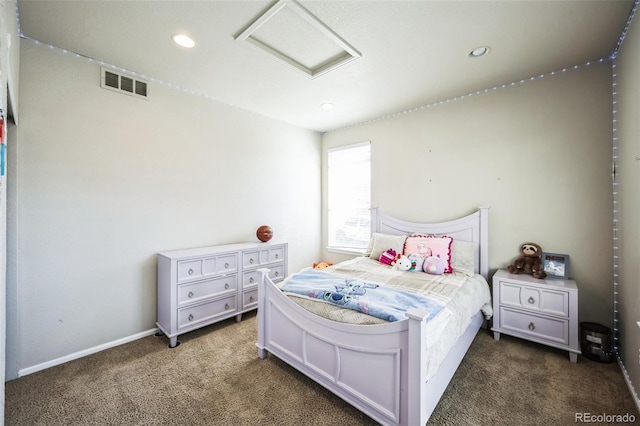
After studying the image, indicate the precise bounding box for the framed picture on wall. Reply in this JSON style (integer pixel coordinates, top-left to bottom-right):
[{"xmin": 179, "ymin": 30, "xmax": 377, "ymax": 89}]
[{"xmin": 542, "ymin": 252, "xmax": 570, "ymax": 279}]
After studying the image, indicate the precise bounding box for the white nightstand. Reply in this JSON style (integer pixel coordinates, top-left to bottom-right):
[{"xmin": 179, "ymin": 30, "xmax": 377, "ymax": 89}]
[{"xmin": 491, "ymin": 269, "xmax": 581, "ymax": 362}]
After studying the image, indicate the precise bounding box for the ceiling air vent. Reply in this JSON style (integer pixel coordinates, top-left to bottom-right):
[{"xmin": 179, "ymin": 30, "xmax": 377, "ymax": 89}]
[{"xmin": 101, "ymin": 67, "xmax": 149, "ymax": 100}]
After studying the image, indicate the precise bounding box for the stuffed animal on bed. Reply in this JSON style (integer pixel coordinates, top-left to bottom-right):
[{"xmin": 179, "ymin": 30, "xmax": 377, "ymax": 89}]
[
  {"xmin": 423, "ymin": 255, "xmax": 445, "ymax": 275},
  {"xmin": 407, "ymin": 253, "xmax": 424, "ymax": 271},
  {"xmin": 393, "ymin": 255, "xmax": 413, "ymax": 271},
  {"xmin": 507, "ymin": 242, "xmax": 547, "ymax": 279},
  {"xmin": 313, "ymin": 262, "xmax": 333, "ymax": 270},
  {"xmin": 379, "ymin": 248, "xmax": 397, "ymax": 265}
]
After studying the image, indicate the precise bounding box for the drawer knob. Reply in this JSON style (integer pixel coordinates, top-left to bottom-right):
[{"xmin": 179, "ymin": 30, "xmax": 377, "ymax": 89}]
[
  {"xmin": 225, "ymin": 303, "xmax": 230, "ymax": 310},
  {"xmin": 274, "ymin": 271, "xmax": 279, "ymax": 277},
  {"xmin": 250, "ymin": 258, "xmax": 254, "ymax": 264},
  {"xmin": 225, "ymin": 283, "xmax": 229, "ymax": 289},
  {"xmin": 528, "ymin": 322, "xmax": 535, "ymax": 331},
  {"xmin": 275, "ymin": 254, "xmax": 279, "ymax": 259},
  {"xmin": 224, "ymin": 262, "xmax": 229, "ymax": 268},
  {"xmin": 250, "ymin": 277, "xmax": 255, "ymax": 283},
  {"xmin": 188, "ymin": 269, "xmax": 194, "ymax": 275},
  {"xmin": 528, "ymin": 296, "xmax": 535, "ymax": 304},
  {"xmin": 188, "ymin": 314, "xmax": 194, "ymax": 321},
  {"xmin": 250, "ymin": 296, "xmax": 254, "ymax": 302},
  {"xmin": 188, "ymin": 291, "xmax": 194, "ymax": 298}
]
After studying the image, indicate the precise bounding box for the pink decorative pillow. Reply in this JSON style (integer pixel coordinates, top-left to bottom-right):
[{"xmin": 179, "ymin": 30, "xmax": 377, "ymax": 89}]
[{"xmin": 404, "ymin": 235, "xmax": 453, "ymax": 273}]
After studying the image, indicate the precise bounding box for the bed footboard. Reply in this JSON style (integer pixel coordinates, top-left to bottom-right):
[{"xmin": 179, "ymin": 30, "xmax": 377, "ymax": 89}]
[{"xmin": 257, "ymin": 268, "xmax": 431, "ymax": 426}]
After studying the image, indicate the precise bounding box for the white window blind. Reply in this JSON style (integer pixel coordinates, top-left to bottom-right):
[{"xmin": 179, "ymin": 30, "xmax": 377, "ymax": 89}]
[{"xmin": 327, "ymin": 141, "xmax": 371, "ymax": 251}]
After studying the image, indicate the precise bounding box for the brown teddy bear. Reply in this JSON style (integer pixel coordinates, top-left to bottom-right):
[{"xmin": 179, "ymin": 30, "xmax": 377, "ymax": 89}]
[{"xmin": 507, "ymin": 243, "xmax": 547, "ymax": 279}]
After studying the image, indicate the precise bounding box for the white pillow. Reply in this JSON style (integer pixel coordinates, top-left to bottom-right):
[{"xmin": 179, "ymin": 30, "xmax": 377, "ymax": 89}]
[
  {"xmin": 450, "ymin": 240, "xmax": 478, "ymax": 275},
  {"xmin": 365, "ymin": 233, "xmax": 408, "ymax": 261}
]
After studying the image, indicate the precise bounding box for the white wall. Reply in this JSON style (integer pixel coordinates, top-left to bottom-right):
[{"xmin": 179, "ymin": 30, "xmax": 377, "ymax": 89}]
[
  {"xmin": 322, "ymin": 61, "xmax": 614, "ymax": 329},
  {"xmin": 615, "ymin": 4, "xmax": 640, "ymax": 407},
  {"xmin": 1, "ymin": 0, "xmax": 20, "ymax": 420},
  {"xmin": 7, "ymin": 39, "xmax": 321, "ymax": 379}
]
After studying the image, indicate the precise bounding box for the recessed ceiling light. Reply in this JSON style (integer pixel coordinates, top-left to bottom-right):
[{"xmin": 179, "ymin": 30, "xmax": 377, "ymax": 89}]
[
  {"xmin": 469, "ymin": 46, "xmax": 490, "ymax": 58},
  {"xmin": 321, "ymin": 103, "xmax": 334, "ymax": 110},
  {"xmin": 172, "ymin": 34, "xmax": 195, "ymax": 48}
]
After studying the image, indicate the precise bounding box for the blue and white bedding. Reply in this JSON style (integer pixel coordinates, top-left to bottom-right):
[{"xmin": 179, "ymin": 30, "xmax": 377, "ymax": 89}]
[
  {"xmin": 281, "ymin": 268, "xmax": 445, "ymax": 322},
  {"xmin": 279, "ymin": 256, "xmax": 492, "ymax": 380}
]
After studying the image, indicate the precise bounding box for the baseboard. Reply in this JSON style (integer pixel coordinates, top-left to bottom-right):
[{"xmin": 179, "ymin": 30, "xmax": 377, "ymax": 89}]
[
  {"xmin": 617, "ymin": 355, "xmax": 640, "ymax": 415},
  {"xmin": 17, "ymin": 328, "xmax": 159, "ymax": 378}
]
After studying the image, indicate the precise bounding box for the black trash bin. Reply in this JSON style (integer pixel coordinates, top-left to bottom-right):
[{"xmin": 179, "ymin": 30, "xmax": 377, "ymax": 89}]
[{"xmin": 580, "ymin": 322, "xmax": 614, "ymax": 363}]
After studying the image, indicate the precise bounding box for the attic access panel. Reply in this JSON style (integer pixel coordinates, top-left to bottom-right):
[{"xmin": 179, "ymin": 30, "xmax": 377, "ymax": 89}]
[{"xmin": 236, "ymin": 0, "xmax": 361, "ymax": 79}]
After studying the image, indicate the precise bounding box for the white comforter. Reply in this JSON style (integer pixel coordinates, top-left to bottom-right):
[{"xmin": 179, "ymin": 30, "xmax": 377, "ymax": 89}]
[{"xmin": 281, "ymin": 256, "xmax": 493, "ymax": 379}]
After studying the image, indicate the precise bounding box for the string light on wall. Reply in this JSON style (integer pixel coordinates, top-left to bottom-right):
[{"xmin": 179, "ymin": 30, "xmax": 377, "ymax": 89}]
[
  {"xmin": 19, "ymin": 35, "xmax": 290, "ymax": 125},
  {"xmin": 608, "ymin": 0, "xmax": 637, "ymax": 355},
  {"xmin": 611, "ymin": 59, "xmax": 620, "ymax": 353},
  {"xmin": 329, "ymin": 58, "xmax": 608, "ymax": 133},
  {"xmin": 607, "ymin": 0, "xmax": 638, "ymax": 404}
]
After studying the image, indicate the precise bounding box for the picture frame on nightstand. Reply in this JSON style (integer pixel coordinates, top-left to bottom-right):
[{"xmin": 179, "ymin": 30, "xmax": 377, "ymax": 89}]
[{"xmin": 542, "ymin": 252, "xmax": 570, "ymax": 279}]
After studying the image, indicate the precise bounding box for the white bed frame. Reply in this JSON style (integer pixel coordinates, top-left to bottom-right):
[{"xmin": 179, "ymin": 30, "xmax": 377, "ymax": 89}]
[{"xmin": 256, "ymin": 207, "xmax": 489, "ymax": 426}]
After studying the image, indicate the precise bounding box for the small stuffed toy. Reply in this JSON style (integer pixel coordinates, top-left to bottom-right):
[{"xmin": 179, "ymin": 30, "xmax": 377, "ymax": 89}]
[
  {"xmin": 379, "ymin": 248, "xmax": 397, "ymax": 265},
  {"xmin": 313, "ymin": 262, "xmax": 332, "ymax": 270},
  {"xmin": 423, "ymin": 255, "xmax": 445, "ymax": 275},
  {"xmin": 507, "ymin": 242, "xmax": 547, "ymax": 279},
  {"xmin": 394, "ymin": 255, "xmax": 413, "ymax": 271},
  {"xmin": 407, "ymin": 253, "xmax": 424, "ymax": 271}
]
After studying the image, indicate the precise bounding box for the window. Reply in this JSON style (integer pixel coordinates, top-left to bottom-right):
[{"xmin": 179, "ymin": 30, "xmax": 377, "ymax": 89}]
[{"xmin": 327, "ymin": 142, "xmax": 371, "ymax": 251}]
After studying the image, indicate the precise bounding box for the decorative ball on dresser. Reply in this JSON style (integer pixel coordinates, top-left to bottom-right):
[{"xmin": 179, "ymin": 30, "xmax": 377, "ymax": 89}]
[{"xmin": 256, "ymin": 225, "xmax": 273, "ymax": 242}]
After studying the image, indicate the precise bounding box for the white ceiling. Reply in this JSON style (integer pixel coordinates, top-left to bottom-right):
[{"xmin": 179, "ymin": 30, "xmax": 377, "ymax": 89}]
[{"xmin": 17, "ymin": 0, "xmax": 636, "ymax": 132}]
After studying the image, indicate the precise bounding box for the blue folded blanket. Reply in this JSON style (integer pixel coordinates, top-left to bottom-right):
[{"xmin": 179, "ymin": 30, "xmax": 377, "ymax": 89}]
[{"xmin": 281, "ymin": 268, "xmax": 444, "ymax": 322}]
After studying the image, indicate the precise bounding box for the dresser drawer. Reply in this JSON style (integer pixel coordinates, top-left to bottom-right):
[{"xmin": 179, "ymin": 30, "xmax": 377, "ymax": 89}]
[
  {"xmin": 178, "ymin": 295, "xmax": 237, "ymax": 329},
  {"xmin": 499, "ymin": 281, "xmax": 569, "ymax": 317},
  {"xmin": 243, "ymin": 250, "xmax": 263, "ymax": 268},
  {"xmin": 177, "ymin": 275, "xmax": 237, "ymax": 306},
  {"xmin": 177, "ymin": 259, "xmax": 203, "ymax": 282},
  {"xmin": 243, "ymin": 289, "xmax": 258, "ymax": 309},
  {"xmin": 242, "ymin": 245, "xmax": 285, "ymax": 268},
  {"xmin": 177, "ymin": 253, "xmax": 239, "ymax": 283},
  {"xmin": 499, "ymin": 307, "xmax": 569, "ymax": 345},
  {"xmin": 268, "ymin": 246, "xmax": 285, "ymax": 263},
  {"xmin": 243, "ymin": 264, "xmax": 284, "ymax": 288},
  {"xmin": 208, "ymin": 254, "xmax": 238, "ymax": 275}
]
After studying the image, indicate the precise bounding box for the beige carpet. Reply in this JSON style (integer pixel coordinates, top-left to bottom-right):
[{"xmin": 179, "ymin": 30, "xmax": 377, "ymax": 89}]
[{"xmin": 6, "ymin": 312, "xmax": 638, "ymax": 425}]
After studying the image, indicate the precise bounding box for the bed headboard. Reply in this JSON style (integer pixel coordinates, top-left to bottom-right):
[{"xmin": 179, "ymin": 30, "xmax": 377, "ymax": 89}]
[{"xmin": 370, "ymin": 207, "xmax": 490, "ymax": 280}]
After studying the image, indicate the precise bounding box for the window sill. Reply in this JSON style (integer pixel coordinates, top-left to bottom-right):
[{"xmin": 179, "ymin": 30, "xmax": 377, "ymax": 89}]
[{"xmin": 327, "ymin": 246, "xmax": 366, "ymax": 256}]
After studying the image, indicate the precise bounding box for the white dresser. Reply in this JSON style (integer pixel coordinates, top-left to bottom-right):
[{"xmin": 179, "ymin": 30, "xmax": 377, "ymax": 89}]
[
  {"xmin": 156, "ymin": 241, "xmax": 287, "ymax": 347},
  {"xmin": 491, "ymin": 269, "xmax": 581, "ymax": 362}
]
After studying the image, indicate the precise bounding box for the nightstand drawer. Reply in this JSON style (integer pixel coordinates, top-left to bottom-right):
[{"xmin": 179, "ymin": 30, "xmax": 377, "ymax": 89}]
[
  {"xmin": 499, "ymin": 307, "xmax": 569, "ymax": 345},
  {"xmin": 499, "ymin": 281, "xmax": 569, "ymax": 317}
]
